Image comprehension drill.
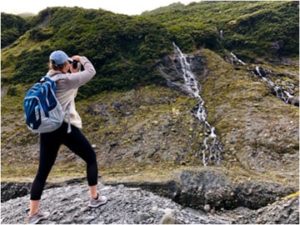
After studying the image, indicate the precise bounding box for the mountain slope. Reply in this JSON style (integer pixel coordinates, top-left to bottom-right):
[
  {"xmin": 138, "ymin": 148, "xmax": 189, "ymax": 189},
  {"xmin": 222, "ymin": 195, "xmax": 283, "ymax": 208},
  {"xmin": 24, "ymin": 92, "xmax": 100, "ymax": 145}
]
[
  {"xmin": 1, "ymin": 1, "xmax": 299, "ymax": 189},
  {"xmin": 143, "ymin": 1, "xmax": 299, "ymax": 59},
  {"xmin": 2, "ymin": 2, "xmax": 298, "ymax": 93},
  {"xmin": 2, "ymin": 7, "xmax": 171, "ymax": 98}
]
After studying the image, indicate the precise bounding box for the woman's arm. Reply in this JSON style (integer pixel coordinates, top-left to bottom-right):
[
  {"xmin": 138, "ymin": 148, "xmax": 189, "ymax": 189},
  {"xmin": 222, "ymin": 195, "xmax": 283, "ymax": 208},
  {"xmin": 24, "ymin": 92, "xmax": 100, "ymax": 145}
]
[{"xmin": 58, "ymin": 56, "xmax": 96, "ymax": 90}]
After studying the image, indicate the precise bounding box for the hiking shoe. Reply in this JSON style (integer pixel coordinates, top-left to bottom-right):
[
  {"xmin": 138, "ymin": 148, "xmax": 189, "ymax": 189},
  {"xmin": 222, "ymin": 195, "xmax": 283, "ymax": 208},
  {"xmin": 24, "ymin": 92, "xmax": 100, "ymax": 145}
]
[
  {"xmin": 27, "ymin": 211, "xmax": 50, "ymax": 224},
  {"xmin": 88, "ymin": 195, "xmax": 108, "ymax": 208}
]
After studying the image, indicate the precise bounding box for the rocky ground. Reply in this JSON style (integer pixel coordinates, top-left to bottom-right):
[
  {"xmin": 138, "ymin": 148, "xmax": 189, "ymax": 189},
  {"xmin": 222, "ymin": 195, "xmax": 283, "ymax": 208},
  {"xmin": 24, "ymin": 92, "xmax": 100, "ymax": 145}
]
[
  {"xmin": 1, "ymin": 183, "xmax": 230, "ymax": 224},
  {"xmin": 1, "ymin": 170, "xmax": 299, "ymax": 224},
  {"xmin": 235, "ymin": 195, "xmax": 299, "ymax": 224}
]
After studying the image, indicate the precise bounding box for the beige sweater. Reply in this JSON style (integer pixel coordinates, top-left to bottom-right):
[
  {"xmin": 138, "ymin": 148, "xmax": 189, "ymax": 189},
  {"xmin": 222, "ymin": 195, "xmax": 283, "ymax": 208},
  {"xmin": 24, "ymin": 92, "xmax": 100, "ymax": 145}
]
[{"xmin": 48, "ymin": 56, "xmax": 96, "ymax": 129}]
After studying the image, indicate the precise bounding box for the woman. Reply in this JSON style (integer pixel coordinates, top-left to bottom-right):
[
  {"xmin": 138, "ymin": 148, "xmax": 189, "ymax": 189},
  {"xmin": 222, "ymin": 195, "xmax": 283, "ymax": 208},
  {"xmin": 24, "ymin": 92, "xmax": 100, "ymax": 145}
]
[{"xmin": 27, "ymin": 50, "xmax": 107, "ymax": 224}]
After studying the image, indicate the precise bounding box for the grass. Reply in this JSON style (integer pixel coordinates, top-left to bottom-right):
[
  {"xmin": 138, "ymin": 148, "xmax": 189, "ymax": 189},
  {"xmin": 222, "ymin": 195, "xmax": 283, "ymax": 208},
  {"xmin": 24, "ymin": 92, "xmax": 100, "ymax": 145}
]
[
  {"xmin": 1, "ymin": 78, "xmax": 298, "ymax": 188},
  {"xmin": 2, "ymin": 159, "xmax": 298, "ymax": 188},
  {"xmin": 1, "ymin": 84, "xmax": 202, "ymax": 180},
  {"xmin": 77, "ymin": 84, "xmax": 199, "ymax": 143},
  {"xmin": 282, "ymin": 191, "xmax": 300, "ymax": 200}
]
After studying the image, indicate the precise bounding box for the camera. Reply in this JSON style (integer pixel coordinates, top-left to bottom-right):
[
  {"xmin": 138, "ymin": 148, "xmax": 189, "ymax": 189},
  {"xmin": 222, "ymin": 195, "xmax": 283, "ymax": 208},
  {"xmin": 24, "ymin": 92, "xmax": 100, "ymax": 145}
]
[{"xmin": 72, "ymin": 60, "xmax": 82, "ymax": 71}]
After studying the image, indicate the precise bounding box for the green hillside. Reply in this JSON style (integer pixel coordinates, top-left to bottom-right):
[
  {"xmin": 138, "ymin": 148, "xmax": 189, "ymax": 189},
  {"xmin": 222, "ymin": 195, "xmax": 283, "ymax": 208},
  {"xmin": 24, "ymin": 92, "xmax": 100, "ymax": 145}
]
[
  {"xmin": 1, "ymin": 13, "xmax": 30, "ymax": 48},
  {"xmin": 2, "ymin": 7, "xmax": 171, "ymax": 99},
  {"xmin": 142, "ymin": 1, "xmax": 299, "ymax": 58},
  {"xmin": 2, "ymin": 1, "xmax": 298, "ymax": 98}
]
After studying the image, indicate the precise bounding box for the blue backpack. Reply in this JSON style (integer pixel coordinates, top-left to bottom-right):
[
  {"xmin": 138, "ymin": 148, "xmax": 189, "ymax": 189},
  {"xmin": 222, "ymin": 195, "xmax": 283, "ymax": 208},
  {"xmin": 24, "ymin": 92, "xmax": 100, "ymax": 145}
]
[{"xmin": 23, "ymin": 75, "xmax": 65, "ymax": 133}]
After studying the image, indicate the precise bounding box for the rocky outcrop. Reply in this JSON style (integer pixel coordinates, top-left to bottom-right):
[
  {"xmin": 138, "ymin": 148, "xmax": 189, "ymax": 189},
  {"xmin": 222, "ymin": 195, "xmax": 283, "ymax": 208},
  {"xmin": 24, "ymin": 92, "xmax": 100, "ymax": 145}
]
[
  {"xmin": 1, "ymin": 182, "xmax": 31, "ymax": 203},
  {"xmin": 175, "ymin": 170, "xmax": 234, "ymax": 210},
  {"xmin": 2, "ymin": 181, "xmax": 298, "ymax": 224},
  {"xmin": 235, "ymin": 195, "xmax": 299, "ymax": 224},
  {"xmin": 234, "ymin": 181, "xmax": 296, "ymax": 210},
  {"xmin": 1, "ymin": 184, "xmax": 230, "ymax": 224},
  {"xmin": 175, "ymin": 170, "xmax": 296, "ymax": 210},
  {"xmin": 1, "ymin": 178, "xmax": 86, "ymax": 202},
  {"xmin": 158, "ymin": 51, "xmax": 206, "ymax": 96},
  {"xmin": 3, "ymin": 170, "xmax": 296, "ymax": 211},
  {"xmin": 105, "ymin": 169, "xmax": 296, "ymax": 212}
]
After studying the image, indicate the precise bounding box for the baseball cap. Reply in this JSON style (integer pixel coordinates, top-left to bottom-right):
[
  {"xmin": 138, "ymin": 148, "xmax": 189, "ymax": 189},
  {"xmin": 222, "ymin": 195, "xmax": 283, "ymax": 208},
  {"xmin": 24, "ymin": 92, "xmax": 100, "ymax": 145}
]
[{"xmin": 49, "ymin": 50, "xmax": 72, "ymax": 66}]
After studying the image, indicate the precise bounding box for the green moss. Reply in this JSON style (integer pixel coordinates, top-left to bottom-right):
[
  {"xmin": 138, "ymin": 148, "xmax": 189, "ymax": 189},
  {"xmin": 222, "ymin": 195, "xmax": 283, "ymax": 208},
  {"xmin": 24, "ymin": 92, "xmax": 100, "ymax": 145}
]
[{"xmin": 282, "ymin": 191, "xmax": 299, "ymax": 200}]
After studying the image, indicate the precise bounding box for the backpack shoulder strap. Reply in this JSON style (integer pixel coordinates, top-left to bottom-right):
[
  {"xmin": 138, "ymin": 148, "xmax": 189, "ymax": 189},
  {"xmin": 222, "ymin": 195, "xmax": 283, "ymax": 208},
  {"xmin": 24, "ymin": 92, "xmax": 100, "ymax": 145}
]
[{"xmin": 46, "ymin": 72, "xmax": 72, "ymax": 133}]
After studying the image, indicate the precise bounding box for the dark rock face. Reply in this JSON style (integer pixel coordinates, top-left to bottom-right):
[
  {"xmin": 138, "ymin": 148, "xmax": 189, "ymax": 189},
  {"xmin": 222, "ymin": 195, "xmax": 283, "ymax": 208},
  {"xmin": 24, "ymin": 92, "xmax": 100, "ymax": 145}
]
[
  {"xmin": 107, "ymin": 170, "xmax": 297, "ymax": 213},
  {"xmin": 174, "ymin": 170, "xmax": 295, "ymax": 210},
  {"xmin": 234, "ymin": 181, "xmax": 295, "ymax": 209},
  {"xmin": 1, "ymin": 178, "xmax": 86, "ymax": 202},
  {"xmin": 1, "ymin": 182, "xmax": 31, "ymax": 202},
  {"xmin": 1, "ymin": 184, "xmax": 229, "ymax": 224},
  {"xmin": 158, "ymin": 52, "xmax": 206, "ymax": 96},
  {"xmin": 235, "ymin": 196, "xmax": 299, "ymax": 224},
  {"xmin": 176, "ymin": 170, "xmax": 235, "ymax": 210},
  {"xmin": 174, "ymin": 170, "xmax": 296, "ymax": 210}
]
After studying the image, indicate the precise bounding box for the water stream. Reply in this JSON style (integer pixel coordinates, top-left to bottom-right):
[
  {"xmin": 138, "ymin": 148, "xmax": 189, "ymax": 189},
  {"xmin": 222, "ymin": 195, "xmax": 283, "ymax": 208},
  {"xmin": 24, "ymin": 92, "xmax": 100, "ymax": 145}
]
[
  {"xmin": 230, "ymin": 52, "xmax": 246, "ymax": 65},
  {"xmin": 173, "ymin": 43, "xmax": 223, "ymax": 166},
  {"xmin": 254, "ymin": 66, "xmax": 297, "ymax": 105},
  {"xmin": 230, "ymin": 52, "xmax": 298, "ymax": 106}
]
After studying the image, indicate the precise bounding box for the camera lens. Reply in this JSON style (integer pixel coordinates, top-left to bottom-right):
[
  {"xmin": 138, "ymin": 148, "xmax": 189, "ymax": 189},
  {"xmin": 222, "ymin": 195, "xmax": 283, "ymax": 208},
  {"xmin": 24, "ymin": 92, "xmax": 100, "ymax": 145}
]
[{"xmin": 72, "ymin": 60, "xmax": 78, "ymax": 69}]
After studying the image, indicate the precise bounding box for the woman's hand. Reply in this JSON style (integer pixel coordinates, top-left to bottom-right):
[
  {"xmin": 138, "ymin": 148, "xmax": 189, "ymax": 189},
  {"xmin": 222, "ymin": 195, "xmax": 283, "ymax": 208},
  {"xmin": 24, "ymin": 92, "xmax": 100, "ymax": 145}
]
[
  {"xmin": 71, "ymin": 55, "xmax": 81, "ymax": 61},
  {"xmin": 70, "ymin": 55, "xmax": 81, "ymax": 73}
]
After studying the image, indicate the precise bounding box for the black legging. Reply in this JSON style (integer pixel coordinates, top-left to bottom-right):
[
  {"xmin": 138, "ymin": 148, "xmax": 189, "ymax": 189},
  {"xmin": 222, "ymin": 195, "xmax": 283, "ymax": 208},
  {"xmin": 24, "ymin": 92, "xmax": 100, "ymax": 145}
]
[{"xmin": 30, "ymin": 122, "xmax": 98, "ymax": 200}]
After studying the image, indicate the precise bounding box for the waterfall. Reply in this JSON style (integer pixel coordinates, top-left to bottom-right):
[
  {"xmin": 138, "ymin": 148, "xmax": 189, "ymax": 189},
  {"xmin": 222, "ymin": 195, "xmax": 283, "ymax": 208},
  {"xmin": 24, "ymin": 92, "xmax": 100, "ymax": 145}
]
[
  {"xmin": 219, "ymin": 30, "xmax": 224, "ymax": 39},
  {"xmin": 230, "ymin": 52, "xmax": 246, "ymax": 65},
  {"xmin": 173, "ymin": 43, "xmax": 223, "ymax": 166},
  {"xmin": 255, "ymin": 66, "xmax": 296, "ymax": 105},
  {"xmin": 228, "ymin": 52, "xmax": 297, "ymax": 106}
]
